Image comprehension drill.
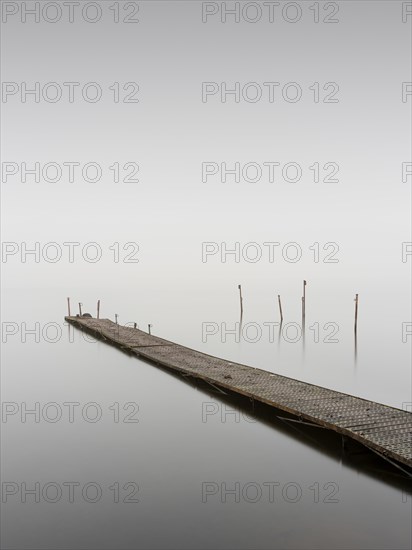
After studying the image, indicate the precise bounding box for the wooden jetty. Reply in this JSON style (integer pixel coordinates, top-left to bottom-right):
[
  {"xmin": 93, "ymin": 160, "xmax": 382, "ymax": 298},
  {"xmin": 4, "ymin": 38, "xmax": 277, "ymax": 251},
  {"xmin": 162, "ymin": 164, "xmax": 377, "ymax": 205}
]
[{"xmin": 66, "ymin": 316, "xmax": 412, "ymax": 470}]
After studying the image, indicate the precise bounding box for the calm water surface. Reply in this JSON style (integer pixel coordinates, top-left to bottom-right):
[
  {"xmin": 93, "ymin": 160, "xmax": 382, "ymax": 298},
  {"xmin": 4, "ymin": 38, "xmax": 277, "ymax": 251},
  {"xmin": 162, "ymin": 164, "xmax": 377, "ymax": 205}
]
[{"xmin": 1, "ymin": 285, "xmax": 411, "ymax": 549}]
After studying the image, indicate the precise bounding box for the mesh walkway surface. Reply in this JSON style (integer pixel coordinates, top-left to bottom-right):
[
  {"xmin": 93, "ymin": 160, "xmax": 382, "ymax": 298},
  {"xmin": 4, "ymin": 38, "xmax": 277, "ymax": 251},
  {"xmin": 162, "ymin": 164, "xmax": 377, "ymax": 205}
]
[{"xmin": 66, "ymin": 317, "xmax": 412, "ymax": 468}]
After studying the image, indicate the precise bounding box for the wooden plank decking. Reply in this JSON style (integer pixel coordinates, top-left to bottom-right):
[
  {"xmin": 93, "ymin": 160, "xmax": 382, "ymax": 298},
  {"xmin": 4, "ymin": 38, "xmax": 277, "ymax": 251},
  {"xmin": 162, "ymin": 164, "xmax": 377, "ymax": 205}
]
[{"xmin": 65, "ymin": 316, "xmax": 412, "ymax": 469}]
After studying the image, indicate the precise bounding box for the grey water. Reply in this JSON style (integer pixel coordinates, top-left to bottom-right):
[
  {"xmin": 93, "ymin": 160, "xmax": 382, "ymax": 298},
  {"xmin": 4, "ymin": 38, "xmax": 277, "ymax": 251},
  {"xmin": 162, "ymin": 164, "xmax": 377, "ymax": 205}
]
[{"xmin": 1, "ymin": 284, "xmax": 411, "ymax": 550}]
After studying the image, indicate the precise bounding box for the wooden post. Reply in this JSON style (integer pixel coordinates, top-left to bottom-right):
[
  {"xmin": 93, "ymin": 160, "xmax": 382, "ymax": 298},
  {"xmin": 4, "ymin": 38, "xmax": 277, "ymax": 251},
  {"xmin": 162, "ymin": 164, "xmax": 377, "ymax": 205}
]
[
  {"xmin": 115, "ymin": 314, "xmax": 118, "ymax": 325},
  {"xmin": 302, "ymin": 280, "xmax": 306, "ymax": 319},
  {"xmin": 148, "ymin": 324, "xmax": 152, "ymax": 335},
  {"xmin": 301, "ymin": 280, "xmax": 307, "ymax": 337},
  {"xmin": 67, "ymin": 297, "xmax": 71, "ymax": 317},
  {"xmin": 277, "ymin": 294, "xmax": 283, "ymax": 323},
  {"xmin": 78, "ymin": 302, "xmax": 82, "ymax": 316},
  {"xmin": 97, "ymin": 300, "xmax": 100, "ymax": 319},
  {"xmin": 134, "ymin": 322, "xmax": 137, "ymax": 329},
  {"xmin": 238, "ymin": 284, "xmax": 243, "ymax": 316},
  {"xmin": 354, "ymin": 294, "xmax": 359, "ymax": 333}
]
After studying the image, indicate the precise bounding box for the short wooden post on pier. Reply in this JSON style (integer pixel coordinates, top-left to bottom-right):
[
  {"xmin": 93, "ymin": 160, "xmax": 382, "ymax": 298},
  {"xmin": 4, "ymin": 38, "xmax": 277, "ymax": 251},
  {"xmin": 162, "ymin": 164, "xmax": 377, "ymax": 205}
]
[
  {"xmin": 115, "ymin": 314, "xmax": 118, "ymax": 325},
  {"xmin": 97, "ymin": 300, "xmax": 100, "ymax": 319},
  {"xmin": 148, "ymin": 324, "xmax": 152, "ymax": 335},
  {"xmin": 134, "ymin": 322, "xmax": 137, "ymax": 329},
  {"xmin": 67, "ymin": 297, "xmax": 71, "ymax": 317},
  {"xmin": 78, "ymin": 302, "xmax": 82, "ymax": 316}
]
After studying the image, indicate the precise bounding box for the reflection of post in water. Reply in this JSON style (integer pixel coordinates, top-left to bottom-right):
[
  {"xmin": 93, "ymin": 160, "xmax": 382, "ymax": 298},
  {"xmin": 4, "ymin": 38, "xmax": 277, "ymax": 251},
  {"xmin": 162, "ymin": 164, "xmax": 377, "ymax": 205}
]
[
  {"xmin": 238, "ymin": 312, "xmax": 243, "ymax": 342},
  {"xmin": 301, "ymin": 298, "xmax": 306, "ymax": 352},
  {"xmin": 238, "ymin": 284, "xmax": 243, "ymax": 317},
  {"xmin": 66, "ymin": 319, "xmax": 73, "ymax": 342},
  {"xmin": 277, "ymin": 294, "xmax": 283, "ymax": 346},
  {"xmin": 354, "ymin": 328, "xmax": 358, "ymax": 363},
  {"xmin": 354, "ymin": 294, "xmax": 359, "ymax": 363},
  {"xmin": 277, "ymin": 320, "xmax": 282, "ymax": 345},
  {"xmin": 301, "ymin": 304, "xmax": 306, "ymax": 351},
  {"xmin": 301, "ymin": 297, "xmax": 305, "ymax": 329}
]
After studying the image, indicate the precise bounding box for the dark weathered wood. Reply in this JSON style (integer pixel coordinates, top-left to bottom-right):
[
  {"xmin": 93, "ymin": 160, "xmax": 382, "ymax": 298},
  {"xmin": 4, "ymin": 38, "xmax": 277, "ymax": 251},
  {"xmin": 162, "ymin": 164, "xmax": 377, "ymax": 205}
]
[
  {"xmin": 65, "ymin": 316, "xmax": 412, "ymax": 469},
  {"xmin": 277, "ymin": 294, "xmax": 283, "ymax": 323},
  {"xmin": 354, "ymin": 293, "xmax": 359, "ymax": 333},
  {"xmin": 238, "ymin": 284, "xmax": 243, "ymax": 317}
]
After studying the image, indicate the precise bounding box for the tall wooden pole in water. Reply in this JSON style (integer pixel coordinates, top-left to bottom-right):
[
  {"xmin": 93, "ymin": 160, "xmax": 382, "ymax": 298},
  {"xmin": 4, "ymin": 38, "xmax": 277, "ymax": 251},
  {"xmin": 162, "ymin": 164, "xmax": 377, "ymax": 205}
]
[
  {"xmin": 67, "ymin": 297, "xmax": 71, "ymax": 317},
  {"xmin": 302, "ymin": 280, "xmax": 307, "ymax": 320},
  {"xmin": 277, "ymin": 294, "xmax": 283, "ymax": 323},
  {"xmin": 97, "ymin": 300, "xmax": 100, "ymax": 319},
  {"xmin": 354, "ymin": 294, "xmax": 359, "ymax": 333},
  {"xmin": 78, "ymin": 302, "xmax": 82, "ymax": 316},
  {"xmin": 238, "ymin": 285, "xmax": 243, "ymax": 317}
]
